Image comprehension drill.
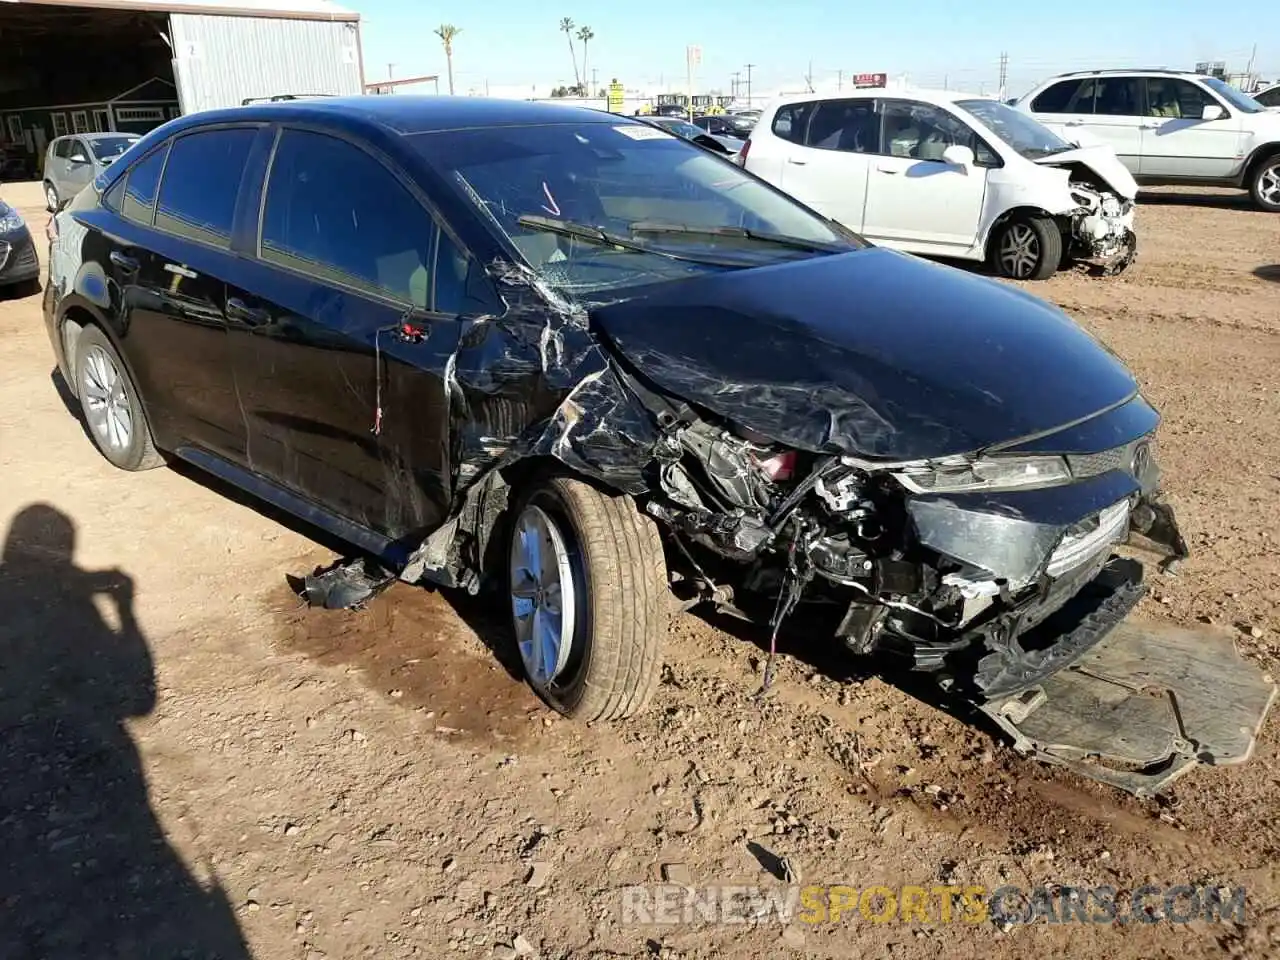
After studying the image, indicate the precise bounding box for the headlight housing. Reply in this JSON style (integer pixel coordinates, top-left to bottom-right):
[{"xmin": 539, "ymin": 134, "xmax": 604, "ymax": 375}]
[
  {"xmin": 894, "ymin": 455, "xmax": 1071, "ymax": 494},
  {"xmin": 0, "ymin": 207, "xmax": 24, "ymax": 233}
]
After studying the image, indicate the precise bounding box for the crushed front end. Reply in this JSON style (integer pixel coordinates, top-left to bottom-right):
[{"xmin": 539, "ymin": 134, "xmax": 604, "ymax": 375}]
[
  {"xmin": 645, "ymin": 395, "xmax": 1185, "ymax": 694},
  {"xmin": 1065, "ymin": 180, "xmax": 1136, "ymax": 275}
]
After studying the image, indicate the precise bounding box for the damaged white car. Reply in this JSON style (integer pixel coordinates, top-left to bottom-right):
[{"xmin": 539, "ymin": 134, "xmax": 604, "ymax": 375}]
[{"xmin": 742, "ymin": 85, "xmax": 1138, "ymax": 280}]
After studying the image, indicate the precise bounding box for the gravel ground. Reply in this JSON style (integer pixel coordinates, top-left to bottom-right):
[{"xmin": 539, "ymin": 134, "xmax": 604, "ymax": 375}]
[{"xmin": 1, "ymin": 180, "xmax": 1277, "ymax": 960}]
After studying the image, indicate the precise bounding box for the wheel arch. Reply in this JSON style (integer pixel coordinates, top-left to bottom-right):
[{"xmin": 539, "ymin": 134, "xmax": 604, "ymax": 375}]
[
  {"xmin": 981, "ymin": 204, "xmax": 1063, "ymax": 258},
  {"xmin": 1242, "ymin": 142, "xmax": 1280, "ymax": 187}
]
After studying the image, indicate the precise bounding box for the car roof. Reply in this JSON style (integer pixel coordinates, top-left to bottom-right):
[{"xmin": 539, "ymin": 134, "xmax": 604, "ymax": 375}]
[
  {"xmin": 765, "ymin": 86, "xmax": 996, "ymax": 110},
  {"xmin": 1044, "ymin": 68, "xmax": 1213, "ymax": 80},
  {"xmin": 52, "ymin": 132, "xmax": 139, "ymax": 142},
  {"xmin": 165, "ymin": 96, "xmax": 630, "ymax": 138}
]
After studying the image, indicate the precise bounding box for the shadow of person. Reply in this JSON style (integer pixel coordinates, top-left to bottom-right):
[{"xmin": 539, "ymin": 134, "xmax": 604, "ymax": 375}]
[{"xmin": 0, "ymin": 504, "xmax": 251, "ymax": 959}]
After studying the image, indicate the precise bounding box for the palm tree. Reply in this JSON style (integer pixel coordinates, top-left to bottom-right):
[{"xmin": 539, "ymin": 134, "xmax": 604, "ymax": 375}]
[
  {"xmin": 434, "ymin": 24, "xmax": 459, "ymax": 95},
  {"xmin": 577, "ymin": 26, "xmax": 594, "ymax": 95},
  {"xmin": 559, "ymin": 17, "xmax": 581, "ymax": 90}
]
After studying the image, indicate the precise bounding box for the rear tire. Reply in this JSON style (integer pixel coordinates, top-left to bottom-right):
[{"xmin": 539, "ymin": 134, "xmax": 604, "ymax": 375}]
[
  {"xmin": 44, "ymin": 181, "xmax": 59, "ymax": 213},
  {"xmin": 73, "ymin": 325, "xmax": 163, "ymax": 471},
  {"xmin": 507, "ymin": 475, "xmax": 667, "ymax": 721},
  {"xmin": 990, "ymin": 214, "xmax": 1062, "ymax": 281},
  {"xmin": 1248, "ymin": 153, "xmax": 1280, "ymax": 212}
]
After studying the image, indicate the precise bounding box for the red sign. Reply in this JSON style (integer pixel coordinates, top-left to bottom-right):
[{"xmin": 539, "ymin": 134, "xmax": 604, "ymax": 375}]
[{"xmin": 853, "ymin": 72, "xmax": 888, "ymax": 88}]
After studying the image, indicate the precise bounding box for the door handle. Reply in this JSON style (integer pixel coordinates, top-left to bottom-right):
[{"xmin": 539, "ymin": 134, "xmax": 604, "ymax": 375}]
[
  {"xmin": 876, "ymin": 163, "xmax": 901, "ymax": 174},
  {"xmin": 1064, "ymin": 120, "xmax": 1083, "ymax": 127},
  {"xmin": 109, "ymin": 250, "xmax": 139, "ymax": 274},
  {"xmin": 163, "ymin": 262, "xmax": 199, "ymax": 280},
  {"xmin": 786, "ymin": 157, "xmax": 807, "ymax": 165},
  {"xmin": 226, "ymin": 297, "xmax": 271, "ymax": 327}
]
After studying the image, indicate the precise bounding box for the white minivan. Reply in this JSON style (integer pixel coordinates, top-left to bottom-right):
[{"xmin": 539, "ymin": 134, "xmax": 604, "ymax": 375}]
[{"xmin": 742, "ymin": 86, "xmax": 1139, "ymax": 280}]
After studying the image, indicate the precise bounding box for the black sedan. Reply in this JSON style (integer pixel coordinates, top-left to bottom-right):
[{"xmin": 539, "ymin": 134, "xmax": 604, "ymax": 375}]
[
  {"xmin": 693, "ymin": 113, "xmax": 755, "ymax": 139},
  {"xmin": 43, "ymin": 97, "xmax": 1189, "ymax": 751},
  {"xmin": 0, "ymin": 198, "xmax": 39, "ymax": 294}
]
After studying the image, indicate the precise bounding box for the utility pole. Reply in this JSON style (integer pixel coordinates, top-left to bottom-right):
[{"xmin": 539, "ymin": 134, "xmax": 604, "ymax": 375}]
[
  {"xmin": 744, "ymin": 62, "xmax": 755, "ymax": 107},
  {"xmin": 592, "ymin": 68, "xmax": 599, "ymax": 96},
  {"xmin": 837, "ymin": 69, "xmax": 843, "ymax": 91},
  {"xmin": 732, "ymin": 71, "xmax": 740, "ymax": 99},
  {"xmin": 387, "ymin": 62, "xmax": 396, "ymax": 80},
  {"xmin": 997, "ymin": 51, "xmax": 1009, "ymax": 101}
]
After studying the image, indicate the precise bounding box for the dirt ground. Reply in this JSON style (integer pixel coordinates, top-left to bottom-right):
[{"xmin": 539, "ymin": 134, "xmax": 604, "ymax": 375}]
[{"xmin": 1, "ymin": 178, "xmax": 1278, "ymax": 960}]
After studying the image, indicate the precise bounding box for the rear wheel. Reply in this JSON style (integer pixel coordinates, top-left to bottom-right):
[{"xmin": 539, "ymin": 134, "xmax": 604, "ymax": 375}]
[
  {"xmin": 990, "ymin": 214, "xmax": 1062, "ymax": 281},
  {"xmin": 44, "ymin": 181, "xmax": 59, "ymax": 213},
  {"xmin": 74, "ymin": 325, "xmax": 163, "ymax": 471},
  {"xmin": 507, "ymin": 476, "xmax": 667, "ymax": 721},
  {"xmin": 1248, "ymin": 154, "xmax": 1280, "ymax": 212}
]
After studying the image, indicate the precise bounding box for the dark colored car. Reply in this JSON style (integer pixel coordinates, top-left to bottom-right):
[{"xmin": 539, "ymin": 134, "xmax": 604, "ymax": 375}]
[
  {"xmin": 0, "ymin": 198, "xmax": 39, "ymax": 293},
  {"xmin": 44, "ymin": 97, "xmax": 1188, "ymax": 734},
  {"xmin": 634, "ymin": 116, "xmax": 740, "ymax": 156},
  {"xmin": 693, "ymin": 114, "xmax": 754, "ymax": 139},
  {"xmin": 650, "ymin": 103, "xmax": 688, "ymax": 118}
]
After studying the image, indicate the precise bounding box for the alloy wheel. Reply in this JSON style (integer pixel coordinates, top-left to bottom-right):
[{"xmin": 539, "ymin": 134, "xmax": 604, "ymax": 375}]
[
  {"xmin": 509, "ymin": 504, "xmax": 578, "ymax": 687},
  {"xmin": 1258, "ymin": 162, "xmax": 1280, "ymax": 208},
  {"xmin": 80, "ymin": 344, "xmax": 133, "ymax": 454},
  {"xmin": 999, "ymin": 223, "xmax": 1040, "ymax": 279},
  {"xmin": 45, "ymin": 184, "xmax": 58, "ymax": 211}
]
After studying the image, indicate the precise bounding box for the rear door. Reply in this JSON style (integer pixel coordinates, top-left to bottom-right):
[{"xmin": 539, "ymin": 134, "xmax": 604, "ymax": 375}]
[
  {"xmin": 768, "ymin": 99, "xmax": 874, "ymax": 230},
  {"xmin": 1138, "ymin": 77, "xmax": 1245, "ymax": 179},
  {"xmin": 225, "ymin": 126, "xmax": 470, "ymax": 539},
  {"xmin": 101, "ymin": 127, "xmax": 257, "ymax": 460},
  {"xmin": 859, "ymin": 98, "xmax": 989, "ymax": 250}
]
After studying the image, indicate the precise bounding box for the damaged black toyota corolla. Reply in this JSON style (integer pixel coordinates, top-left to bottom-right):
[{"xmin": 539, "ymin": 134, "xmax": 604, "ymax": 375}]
[{"xmin": 45, "ymin": 98, "xmax": 1271, "ymax": 794}]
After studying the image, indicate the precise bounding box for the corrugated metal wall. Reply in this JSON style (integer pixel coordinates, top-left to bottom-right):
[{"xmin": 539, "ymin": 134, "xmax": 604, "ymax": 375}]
[{"xmin": 169, "ymin": 14, "xmax": 362, "ymax": 114}]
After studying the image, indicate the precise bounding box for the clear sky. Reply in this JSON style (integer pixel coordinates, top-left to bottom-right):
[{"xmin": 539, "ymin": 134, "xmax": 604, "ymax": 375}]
[{"xmin": 355, "ymin": 0, "xmax": 1274, "ymax": 99}]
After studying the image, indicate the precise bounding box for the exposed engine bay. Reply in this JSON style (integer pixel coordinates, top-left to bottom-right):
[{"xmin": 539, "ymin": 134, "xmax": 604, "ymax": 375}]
[
  {"xmin": 638, "ymin": 407, "xmax": 1186, "ymax": 699},
  {"xmin": 1064, "ymin": 170, "xmax": 1136, "ymax": 275}
]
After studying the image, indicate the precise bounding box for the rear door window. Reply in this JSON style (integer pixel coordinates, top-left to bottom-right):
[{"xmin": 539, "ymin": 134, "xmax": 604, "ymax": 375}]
[
  {"xmin": 260, "ymin": 129, "xmax": 446, "ymax": 308},
  {"xmin": 771, "ymin": 102, "xmax": 816, "ymax": 143},
  {"xmin": 154, "ymin": 127, "xmax": 256, "ymax": 249},
  {"xmin": 1094, "ymin": 77, "xmax": 1142, "ymax": 116},
  {"xmin": 804, "ymin": 99, "xmax": 878, "ymax": 153},
  {"xmin": 120, "ymin": 144, "xmax": 170, "ymax": 225}
]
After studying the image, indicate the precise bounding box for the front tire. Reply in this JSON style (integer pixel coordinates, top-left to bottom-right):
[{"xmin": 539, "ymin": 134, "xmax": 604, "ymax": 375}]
[
  {"xmin": 74, "ymin": 325, "xmax": 163, "ymax": 471},
  {"xmin": 507, "ymin": 476, "xmax": 667, "ymax": 721},
  {"xmin": 44, "ymin": 181, "xmax": 59, "ymax": 213},
  {"xmin": 990, "ymin": 214, "xmax": 1062, "ymax": 281},
  {"xmin": 1248, "ymin": 154, "xmax": 1280, "ymax": 212}
]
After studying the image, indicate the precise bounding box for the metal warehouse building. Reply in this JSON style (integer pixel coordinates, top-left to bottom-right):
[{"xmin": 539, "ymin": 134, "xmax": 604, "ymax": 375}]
[{"xmin": 1, "ymin": 0, "xmax": 364, "ymax": 179}]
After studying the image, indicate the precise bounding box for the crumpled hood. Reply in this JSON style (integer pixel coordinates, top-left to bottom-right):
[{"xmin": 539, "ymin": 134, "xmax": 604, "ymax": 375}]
[
  {"xmin": 1033, "ymin": 144, "xmax": 1138, "ymax": 199},
  {"xmin": 590, "ymin": 248, "xmax": 1138, "ymax": 461}
]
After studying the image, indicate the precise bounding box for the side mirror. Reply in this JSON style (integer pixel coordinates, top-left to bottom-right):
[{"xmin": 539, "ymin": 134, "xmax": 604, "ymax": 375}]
[
  {"xmin": 942, "ymin": 144, "xmax": 975, "ymax": 168},
  {"xmin": 692, "ymin": 133, "xmax": 731, "ymax": 155},
  {"xmin": 69, "ymin": 153, "xmax": 90, "ymax": 165},
  {"xmin": 1201, "ymin": 103, "xmax": 1226, "ymax": 121}
]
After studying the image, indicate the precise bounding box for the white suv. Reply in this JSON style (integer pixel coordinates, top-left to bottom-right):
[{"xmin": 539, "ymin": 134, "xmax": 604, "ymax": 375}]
[
  {"xmin": 742, "ymin": 85, "xmax": 1138, "ymax": 280},
  {"xmin": 1015, "ymin": 69, "xmax": 1280, "ymax": 211}
]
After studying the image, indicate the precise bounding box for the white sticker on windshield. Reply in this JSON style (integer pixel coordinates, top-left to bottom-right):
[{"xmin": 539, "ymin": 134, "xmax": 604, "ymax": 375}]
[{"xmin": 614, "ymin": 125, "xmax": 672, "ymax": 140}]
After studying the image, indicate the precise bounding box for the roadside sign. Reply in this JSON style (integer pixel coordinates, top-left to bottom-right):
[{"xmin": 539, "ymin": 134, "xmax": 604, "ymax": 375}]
[
  {"xmin": 853, "ymin": 72, "xmax": 888, "ymax": 88},
  {"xmin": 608, "ymin": 79, "xmax": 624, "ymax": 113}
]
